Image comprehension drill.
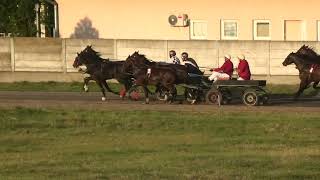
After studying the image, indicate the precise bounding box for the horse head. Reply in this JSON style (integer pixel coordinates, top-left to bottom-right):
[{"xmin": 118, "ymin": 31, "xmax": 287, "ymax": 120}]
[{"xmin": 283, "ymin": 52, "xmax": 296, "ymax": 66}]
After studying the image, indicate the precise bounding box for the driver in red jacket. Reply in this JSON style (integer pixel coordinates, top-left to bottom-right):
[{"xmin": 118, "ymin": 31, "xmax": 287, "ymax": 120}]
[
  {"xmin": 208, "ymin": 54, "xmax": 234, "ymax": 81},
  {"xmin": 237, "ymin": 54, "xmax": 251, "ymax": 80}
]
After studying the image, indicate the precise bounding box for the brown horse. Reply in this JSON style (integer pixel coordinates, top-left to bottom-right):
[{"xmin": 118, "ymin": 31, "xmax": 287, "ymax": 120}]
[
  {"xmin": 283, "ymin": 52, "xmax": 320, "ymax": 99},
  {"xmin": 73, "ymin": 46, "xmax": 133, "ymax": 101},
  {"xmin": 296, "ymin": 45, "xmax": 320, "ymax": 88},
  {"xmin": 127, "ymin": 51, "xmax": 189, "ymax": 84},
  {"xmin": 125, "ymin": 54, "xmax": 177, "ymax": 104}
]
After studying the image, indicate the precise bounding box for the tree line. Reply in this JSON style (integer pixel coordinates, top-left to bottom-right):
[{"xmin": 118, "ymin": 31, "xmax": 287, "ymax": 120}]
[{"xmin": 0, "ymin": 0, "xmax": 55, "ymax": 37}]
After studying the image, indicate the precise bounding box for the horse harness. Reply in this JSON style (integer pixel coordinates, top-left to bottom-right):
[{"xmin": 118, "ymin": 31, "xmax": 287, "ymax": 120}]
[
  {"xmin": 146, "ymin": 68, "xmax": 152, "ymax": 78},
  {"xmin": 307, "ymin": 64, "xmax": 320, "ymax": 80}
]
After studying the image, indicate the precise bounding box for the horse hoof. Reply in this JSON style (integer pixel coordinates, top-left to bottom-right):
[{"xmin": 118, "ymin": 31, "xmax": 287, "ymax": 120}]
[
  {"xmin": 102, "ymin": 97, "xmax": 106, "ymax": 101},
  {"xmin": 191, "ymin": 100, "xmax": 196, "ymax": 105},
  {"xmin": 84, "ymin": 85, "xmax": 89, "ymax": 92}
]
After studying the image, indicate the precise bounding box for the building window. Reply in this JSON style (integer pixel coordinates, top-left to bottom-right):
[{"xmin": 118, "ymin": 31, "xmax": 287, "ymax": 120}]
[
  {"xmin": 221, "ymin": 20, "xmax": 238, "ymax": 40},
  {"xmin": 190, "ymin": 20, "xmax": 207, "ymax": 40},
  {"xmin": 284, "ymin": 20, "xmax": 305, "ymax": 41},
  {"xmin": 253, "ymin": 20, "xmax": 271, "ymax": 40}
]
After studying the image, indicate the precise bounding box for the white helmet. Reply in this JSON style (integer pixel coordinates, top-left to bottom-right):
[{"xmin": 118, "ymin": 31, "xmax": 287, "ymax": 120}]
[
  {"xmin": 224, "ymin": 54, "xmax": 231, "ymax": 59},
  {"xmin": 237, "ymin": 54, "xmax": 245, "ymax": 60}
]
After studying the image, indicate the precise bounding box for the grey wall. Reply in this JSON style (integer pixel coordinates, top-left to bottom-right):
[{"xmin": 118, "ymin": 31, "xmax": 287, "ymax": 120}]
[{"xmin": 0, "ymin": 37, "xmax": 317, "ymax": 84}]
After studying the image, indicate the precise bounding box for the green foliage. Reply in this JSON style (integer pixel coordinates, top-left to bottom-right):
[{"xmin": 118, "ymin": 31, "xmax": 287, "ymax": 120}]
[{"xmin": 0, "ymin": 0, "xmax": 55, "ymax": 37}]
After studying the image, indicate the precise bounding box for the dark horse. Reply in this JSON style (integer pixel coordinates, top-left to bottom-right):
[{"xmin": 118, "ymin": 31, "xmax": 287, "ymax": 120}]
[
  {"xmin": 124, "ymin": 53, "xmax": 177, "ymax": 104},
  {"xmin": 73, "ymin": 46, "xmax": 133, "ymax": 101},
  {"xmin": 283, "ymin": 52, "xmax": 320, "ymax": 99},
  {"xmin": 125, "ymin": 51, "xmax": 208, "ymax": 104},
  {"xmin": 127, "ymin": 51, "xmax": 190, "ymax": 84},
  {"xmin": 296, "ymin": 45, "xmax": 320, "ymax": 88}
]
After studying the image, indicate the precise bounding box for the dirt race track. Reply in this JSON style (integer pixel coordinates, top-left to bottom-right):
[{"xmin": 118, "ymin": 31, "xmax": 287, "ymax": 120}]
[{"xmin": 0, "ymin": 91, "xmax": 319, "ymax": 112}]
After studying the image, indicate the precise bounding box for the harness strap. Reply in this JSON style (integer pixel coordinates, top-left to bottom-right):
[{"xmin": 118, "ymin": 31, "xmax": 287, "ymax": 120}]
[
  {"xmin": 146, "ymin": 68, "xmax": 151, "ymax": 78},
  {"xmin": 185, "ymin": 61, "xmax": 197, "ymax": 68},
  {"xmin": 310, "ymin": 64, "xmax": 316, "ymax": 73}
]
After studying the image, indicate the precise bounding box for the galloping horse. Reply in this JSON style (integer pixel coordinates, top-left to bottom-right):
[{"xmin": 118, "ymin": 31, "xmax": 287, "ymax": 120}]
[
  {"xmin": 127, "ymin": 51, "xmax": 189, "ymax": 84},
  {"xmin": 283, "ymin": 52, "xmax": 320, "ymax": 99},
  {"xmin": 296, "ymin": 45, "xmax": 320, "ymax": 88},
  {"xmin": 73, "ymin": 46, "xmax": 133, "ymax": 101},
  {"xmin": 124, "ymin": 53, "xmax": 177, "ymax": 104}
]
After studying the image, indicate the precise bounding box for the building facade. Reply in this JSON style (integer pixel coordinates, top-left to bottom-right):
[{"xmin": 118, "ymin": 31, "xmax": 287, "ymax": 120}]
[{"xmin": 56, "ymin": 0, "xmax": 320, "ymax": 41}]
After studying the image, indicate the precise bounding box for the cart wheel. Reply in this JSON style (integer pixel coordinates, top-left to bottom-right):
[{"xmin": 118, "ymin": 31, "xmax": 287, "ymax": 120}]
[
  {"xmin": 128, "ymin": 86, "xmax": 144, "ymax": 101},
  {"xmin": 242, "ymin": 90, "xmax": 259, "ymax": 106},
  {"xmin": 205, "ymin": 89, "xmax": 222, "ymax": 105}
]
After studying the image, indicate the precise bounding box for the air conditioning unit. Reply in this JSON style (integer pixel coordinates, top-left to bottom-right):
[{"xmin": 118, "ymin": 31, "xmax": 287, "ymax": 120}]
[{"xmin": 168, "ymin": 14, "xmax": 189, "ymax": 27}]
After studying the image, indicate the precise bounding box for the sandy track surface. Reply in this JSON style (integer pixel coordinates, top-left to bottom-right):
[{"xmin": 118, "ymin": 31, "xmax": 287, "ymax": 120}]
[{"xmin": 0, "ymin": 91, "xmax": 319, "ymax": 112}]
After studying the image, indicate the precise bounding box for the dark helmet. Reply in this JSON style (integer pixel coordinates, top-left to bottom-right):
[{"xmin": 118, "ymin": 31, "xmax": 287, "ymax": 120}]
[
  {"xmin": 169, "ymin": 50, "xmax": 176, "ymax": 56},
  {"xmin": 181, "ymin": 52, "xmax": 188, "ymax": 57}
]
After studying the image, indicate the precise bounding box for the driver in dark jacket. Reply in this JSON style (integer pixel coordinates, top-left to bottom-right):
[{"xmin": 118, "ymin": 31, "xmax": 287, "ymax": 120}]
[{"xmin": 181, "ymin": 52, "xmax": 202, "ymax": 75}]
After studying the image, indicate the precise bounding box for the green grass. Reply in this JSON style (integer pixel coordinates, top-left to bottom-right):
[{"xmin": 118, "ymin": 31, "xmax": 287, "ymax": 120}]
[
  {"xmin": 0, "ymin": 81, "xmax": 319, "ymax": 96},
  {"xmin": 0, "ymin": 107, "xmax": 319, "ymax": 179}
]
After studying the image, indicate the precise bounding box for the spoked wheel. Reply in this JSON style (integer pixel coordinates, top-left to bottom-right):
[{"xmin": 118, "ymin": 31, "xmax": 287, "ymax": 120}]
[
  {"xmin": 242, "ymin": 89, "xmax": 259, "ymax": 106},
  {"xmin": 205, "ymin": 89, "xmax": 222, "ymax": 105},
  {"xmin": 127, "ymin": 86, "xmax": 144, "ymax": 101}
]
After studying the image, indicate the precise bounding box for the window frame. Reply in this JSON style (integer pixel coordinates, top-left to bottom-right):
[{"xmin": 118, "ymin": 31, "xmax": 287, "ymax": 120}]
[
  {"xmin": 253, "ymin": 20, "xmax": 271, "ymax": 40},
  {"xmin": 189, "ymin": 20, "xmax": 208, "ymax": 40},
  {"xmin": 220, "ymin": 19, "xmax": 239, "ymax": 40}
]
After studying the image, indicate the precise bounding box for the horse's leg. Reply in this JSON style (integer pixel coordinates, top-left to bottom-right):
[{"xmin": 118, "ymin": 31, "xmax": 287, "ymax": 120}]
[
  {"xmin": 102, "ymin": 80, "xmax": 117, "ymax": 94},
  {"xmin": 83, "ymin": 76, "xmax": 92, "ymax": 92},
  {"xmin": 143, "ymin": 85, "xmax": 149, "ymax": 104},
  {"xmin": 123, "ymin": 79, "xmax": 133, "ymax": 98},
  {"xmin": 294, "ymin": 80, "xmax": 309, "ymax": 100},
  {"xmin": 96, "ymin": 80, "xmax": 107, "ymax": 101},
  {"xmin": 168, "ymin": 85, "xmax": 177, "ymax": 104}
]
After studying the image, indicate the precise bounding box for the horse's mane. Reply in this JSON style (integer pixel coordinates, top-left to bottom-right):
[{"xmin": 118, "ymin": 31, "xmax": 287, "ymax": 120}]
[
  {"xmin": 297, "ymin": 45, "xmax": 319, "ymax": 57},
  {"xmin": 79, "ymin": 46, "xmax": 108, "ymax": 63},
  {"xmin": 132, "ymin": 51, "xmax": 153, "ymax": 64}
]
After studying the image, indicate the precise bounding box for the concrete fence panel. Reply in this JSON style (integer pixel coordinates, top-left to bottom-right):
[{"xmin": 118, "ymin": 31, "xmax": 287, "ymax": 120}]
[
  {"xmin": 14, "ymin": 38, "xmax": 63, "ymax": 72},
  {"xmin": 1, "ymin": 37, "xmax": 320, "ymax": 84},
  {"xmin": 0, "ymin": 38, "xmax": 11, "ymax": 71},
  {"xmin": 168, "ymin": 40, "xmax": 218, "ymax": 69},
  {"xmin": 116, "ymin": 40, "xmax": 167, "ymax": 61}
]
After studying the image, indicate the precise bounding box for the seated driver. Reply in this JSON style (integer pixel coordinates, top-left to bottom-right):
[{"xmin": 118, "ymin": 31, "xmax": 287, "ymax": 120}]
[
  {"xmin": 237, "ymin": 54, "xmax": 251, "ymax": 80},
  {"xmin": 208, "ymin": 54, "xmax": 234, "ymax": 81},
  {"xmin": 181, "ymin": 52, "xmax": 203, "ymax": 75}
]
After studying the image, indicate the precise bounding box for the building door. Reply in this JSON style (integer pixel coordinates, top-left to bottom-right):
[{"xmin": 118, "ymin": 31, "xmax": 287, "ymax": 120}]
[{"xmin": 284, "ymin": 20, "xmax": 304, "ymax": 41}]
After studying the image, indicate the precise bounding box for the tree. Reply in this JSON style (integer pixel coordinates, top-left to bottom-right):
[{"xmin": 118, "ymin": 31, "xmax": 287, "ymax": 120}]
[
  {"xmin": 0, "ymin": 0, "xmax": 55, "ymax": 37},
  {"xmin": 70, "ymin": 17, "xmax": 99, "ymax": 39}
]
